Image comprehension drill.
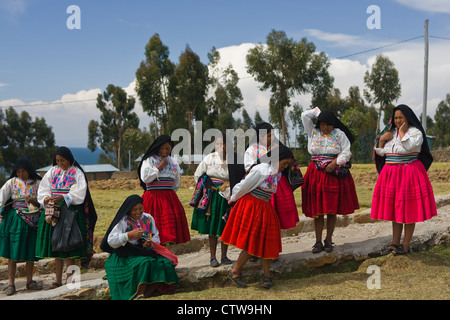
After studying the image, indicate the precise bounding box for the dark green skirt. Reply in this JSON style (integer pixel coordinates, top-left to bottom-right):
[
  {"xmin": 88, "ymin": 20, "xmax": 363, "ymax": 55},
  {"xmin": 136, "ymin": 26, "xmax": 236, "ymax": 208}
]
[
  {"xmin": 191, "ymin": 189, "xmax": 228, "ymax": 237},
  {"xmin": 35, "ymin": 205, "xmax": 87, "ymax": 259},
  {"xmin": 104, "ymin": 253, "xmax": 179, "ymax": 300},
  {"xmin": 0, "ymin": 209, "xmax": 39, "ymax": 261}
]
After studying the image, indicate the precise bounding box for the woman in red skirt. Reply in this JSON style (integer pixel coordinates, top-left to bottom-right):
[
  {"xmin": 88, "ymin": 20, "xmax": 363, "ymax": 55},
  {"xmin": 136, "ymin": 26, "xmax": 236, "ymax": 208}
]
[
  {"xmin": 138, "ymin": 135, "xmax": 190, "ymax": 245},
  {"xmin": 301, "ymin": 108, "xmax": 359, "ymax": 253},
  {"xmin": 372, "ymin": 104, "xmax": 437, "ymax": 255},
  {"xmin": 221, "ymin": 144, "xmax": 294, "ymax": 289},
  {"xmin": 244, "ymin": 122, "xmax": 299, "ymax": 230}
]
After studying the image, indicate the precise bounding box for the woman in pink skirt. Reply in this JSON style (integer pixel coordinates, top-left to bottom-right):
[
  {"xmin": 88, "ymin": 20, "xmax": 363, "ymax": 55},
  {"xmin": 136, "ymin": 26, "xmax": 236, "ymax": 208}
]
[
  {"xmin": 301, "ymin": 107, "xmax": 359, "ymax": 253},
  {"xmin": 372, "ymin": 104, "xmax": 437, "ymax": 255}
]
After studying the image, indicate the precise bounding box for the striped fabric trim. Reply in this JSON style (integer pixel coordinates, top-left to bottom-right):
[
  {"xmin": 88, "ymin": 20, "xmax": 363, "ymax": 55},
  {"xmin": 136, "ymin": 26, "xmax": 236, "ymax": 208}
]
[
  {"xmin": 51, "ymin": 189, "xmax": 70, "ymax": 195},
  {"xmin": 146, "ymin": 177, "xmax": 174, "ymax": 190},
  {"xmin": 311, "ymin": 154, "xmax": 336, "ymax": 162},
  {"xmin": 385, "ymin": 153, "xmax": 419, "ymax": 165},
  {"xmin": 12, "ymin": 199, "xmax": 28, "ymax": 209},
  {"xmin": 250, "ymin": 187, "xmax": 273, "ymax": 202},
  {"xmin": 210, "ymin": 176, "xmax": 227, "ymax": 187}
]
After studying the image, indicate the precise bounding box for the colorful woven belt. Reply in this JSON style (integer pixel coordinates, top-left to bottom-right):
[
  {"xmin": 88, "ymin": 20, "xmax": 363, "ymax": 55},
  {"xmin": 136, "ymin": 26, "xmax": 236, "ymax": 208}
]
[
  {"xmin": 12, "ymin": 199, "xmax": 28, "ymax": 209},
  {"xmin": 250, "ymin": 187, "xmax": 272, "ymax": 202},
  {"xmin": 210, "ymin": 176, "xmax": 227, "ymax": 187},
  {"xmin": 146, "ymin": 177, "xmax": 174, "ymax": 190},
  {"xmin": 385, "ymin": 153, "xmax": 419, "ymax": 165}
]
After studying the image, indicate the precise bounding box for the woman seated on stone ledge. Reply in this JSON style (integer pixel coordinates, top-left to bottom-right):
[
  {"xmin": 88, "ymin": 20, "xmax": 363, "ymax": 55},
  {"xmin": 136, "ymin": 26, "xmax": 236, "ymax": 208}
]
[{"xmin": 100, "ymin": 194, "xmax": 179, "ymax": 300}]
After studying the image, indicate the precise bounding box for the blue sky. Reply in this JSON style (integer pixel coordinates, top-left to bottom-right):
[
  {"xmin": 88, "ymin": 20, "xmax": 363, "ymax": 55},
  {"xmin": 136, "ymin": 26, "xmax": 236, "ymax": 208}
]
[{"xmin": 1, "ymin": 0, "xmax": 450, "ymax": 147}]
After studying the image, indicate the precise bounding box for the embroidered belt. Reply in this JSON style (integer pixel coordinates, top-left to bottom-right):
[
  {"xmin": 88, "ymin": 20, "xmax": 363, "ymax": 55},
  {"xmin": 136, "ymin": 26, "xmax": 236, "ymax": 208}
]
[
  {"xmin": 210, "ymin": 176, "xmax": 227, "ymax": 187},
  {"xmin": 51, "ymin": 188, "xmax": 70, "ymax": 196},
  {"xmin": 12, "ymin": 199, "xmax": 28, "ymax": 209},
  {"xmin": 250, "ymin": 187, "xmax": 273, "ymax": 202},
  {"xmin": 385, "ymin": 153, "xmax": 419, "ymax": 165},
  {"xmin": 146, "ymin": 177, "xmax": 174, "ymax": 190}
]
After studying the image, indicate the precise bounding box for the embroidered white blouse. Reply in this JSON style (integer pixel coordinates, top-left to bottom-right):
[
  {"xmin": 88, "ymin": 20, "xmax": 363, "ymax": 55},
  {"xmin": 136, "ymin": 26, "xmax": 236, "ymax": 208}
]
[
  {"xmin": 37, "ymin": 165, "xmax": 87, "ymax": 208},
  {"xmin": 301, "ymin": 107, "xmax": 352, "ymax": 166},
  {"xmin": 140, "ymin": 155, "xmax": 181, "ymax": 192},
  {"xmin": 0, "ymin": 178, "xmax": 40, "ymax": 207},
  {"xmin": 244, "ymin": 143, "xmax": 269, "ymax": 172},
  {"xmin": 107, "ymin": 213, "xmax": 160, "ymax": 248},
  {"xmin": 193, "ymin": 152, "xmax": 229, "ymax": 182},
  {"xmin": 374, "ymin": 126, "xmax": 423, "ymax": 156},
  {"xmin": 230, "ymin": 163, "xmax": 281, "ymax": 202}
]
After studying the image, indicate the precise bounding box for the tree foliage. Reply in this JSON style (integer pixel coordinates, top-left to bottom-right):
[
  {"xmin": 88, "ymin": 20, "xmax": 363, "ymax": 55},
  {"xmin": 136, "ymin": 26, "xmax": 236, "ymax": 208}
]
[
  {"xmin": 364, "ymin": 54, "xmax": 401, "ymax": 134},
  {"xmin": 246, "ymin": 29, "xmax": 334, "ymax": 144},
  {"xmin": 0, "ymin": 107, "xmax": 56, "ymax": 176},
  {"xmin": 88, "ymin": 84, "xmax": 139, "ymax": 169},
  {"xmin": 135, "ymin": 33, "xmax": 175, "ymax": 136}
]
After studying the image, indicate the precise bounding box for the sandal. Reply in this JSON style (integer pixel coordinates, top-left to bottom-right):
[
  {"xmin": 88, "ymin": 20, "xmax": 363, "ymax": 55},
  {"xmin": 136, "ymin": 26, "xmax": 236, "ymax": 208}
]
[
  {"xmin": 51, "ymin": 282, "xmax": 63, "ymax": 289},
  {"xmin": 221, "ymin": 257, "xmax": 232, "ymax": 265},
  {"xmin": 228, "ymin": 272, "xmax": 247, "ymax": 288},
  {"xmin": 262, "ymin": 276, "xmax": 273, "ymax": 289},
  {"xmin": 380, "ymin": 244, "xmax": 400, "ymax": 256},
  {"xmin": 312, "ymin": 241, "xmax": 324, "ymax": 253},
  {"xmin": 394, "ymin": 244, "xmax": 411, "ymax": 256},
  {"xmin": 324, "ymin": 240, "xmax": 334, "ymax": 253},
  {"xmin": 210, "ymin": 258, "xmax": 220, "ymax": 267},
  {"xmin": 26, "ymin": 280, "xmax": 42, "ymax": 291},
  {"xmin": 5, "ymin": 285, "xmax": 16, "ymax": 296}
]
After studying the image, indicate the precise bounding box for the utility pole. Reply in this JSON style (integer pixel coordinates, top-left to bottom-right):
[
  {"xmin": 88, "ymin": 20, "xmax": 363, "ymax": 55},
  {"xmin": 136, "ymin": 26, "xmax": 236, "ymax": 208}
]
[{"xmin": 422, "ymin": 19, "xmax": 429, "ymax": 133}]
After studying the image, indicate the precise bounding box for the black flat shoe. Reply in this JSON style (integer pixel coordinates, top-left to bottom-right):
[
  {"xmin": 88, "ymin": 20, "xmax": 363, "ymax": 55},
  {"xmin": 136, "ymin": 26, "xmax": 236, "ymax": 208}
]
[
  {"xmin": 380, "ymin": 244, "xmax": 400, "ymax": 256},
  {"xmin": 393, "ymin": 244, "xmax": 411, "ymax": 256}
]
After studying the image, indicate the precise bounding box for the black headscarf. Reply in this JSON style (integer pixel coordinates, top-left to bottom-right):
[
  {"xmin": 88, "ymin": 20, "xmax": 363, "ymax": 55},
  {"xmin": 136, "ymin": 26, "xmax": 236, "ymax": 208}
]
[
  {"xmin": 259, "ymin": 142, "xmax": 294, "ymax": 165},
  {"xmin": 315, "ymin": 110, "xmax": 355, "ymax": 144},
  {"xmin": 375, "ymin": 104, "xmax": 433, "ymax": 172},
  {"xmin": 53, "ymin": 146, "xmax": 98, "ymax": 265},
  {"xmin": 100, "ymin": 194, "xmax": 156, "ymax": 257},
  {"xmin": 255, "ymin": 122, "xmax": 274, "ymax": 146},
  {"xmin": 10, "ymin": 158, "xmax": 41, "ymax": 181},
  {"xmin": 137, "ymin": 135, "xmax": 174, "ymax": 191}
]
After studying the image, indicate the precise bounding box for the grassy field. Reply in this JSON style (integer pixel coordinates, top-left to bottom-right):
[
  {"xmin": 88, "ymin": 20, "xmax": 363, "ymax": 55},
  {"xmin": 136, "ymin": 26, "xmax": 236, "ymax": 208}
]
[{"xmin": 150, "ymin": 244, "xmax": 450, "ymax": 300}]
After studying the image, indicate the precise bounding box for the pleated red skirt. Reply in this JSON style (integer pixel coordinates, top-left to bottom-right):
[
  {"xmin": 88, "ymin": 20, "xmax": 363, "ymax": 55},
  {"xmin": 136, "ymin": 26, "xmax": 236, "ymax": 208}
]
[
  {"xmin": 271, "ymin": 175, "xmax": 299, "ymax": 229},
  {"xmin": 301, "ymin": 162, "xmax": 359, "ymax": 218},
  {"xmin": 371, "ymin": 160, "xmax": 437, "ymax": 223},
  {"xmin": 220, "ymin": 193, "xmax": 282, "ymax": 259},
  {"xmin": 142, "ymin": 190, "xmax": 190, "ymax": 245}
]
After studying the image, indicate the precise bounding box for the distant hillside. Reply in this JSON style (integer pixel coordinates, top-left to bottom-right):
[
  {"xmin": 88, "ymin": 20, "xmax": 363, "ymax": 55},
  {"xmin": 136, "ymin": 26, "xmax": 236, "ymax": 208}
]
[{"xmin": 70, "ymin": 147, "xmax": 103, "ymax": 165}]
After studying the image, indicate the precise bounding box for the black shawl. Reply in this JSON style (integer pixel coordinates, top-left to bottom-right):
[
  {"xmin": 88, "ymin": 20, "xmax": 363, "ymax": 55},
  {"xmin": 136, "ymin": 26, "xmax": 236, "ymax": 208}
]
[
  {"xmin": 137, "ymin": 135, "xmax": 174, "ymax": 191},
  {"xmin": 10, "ymin": 158, "xmax": 42, "ymax": 182},
  {"xmin": 100, "ymin": 194, "xmax": 156, "ymax": 257},
  {"xmin": 315, "ymin": 110, "xmax": 355, "ymax": 144},
  {"xmin": 375, "ymin": 104, "xmax": 433, "ymax": 172}
]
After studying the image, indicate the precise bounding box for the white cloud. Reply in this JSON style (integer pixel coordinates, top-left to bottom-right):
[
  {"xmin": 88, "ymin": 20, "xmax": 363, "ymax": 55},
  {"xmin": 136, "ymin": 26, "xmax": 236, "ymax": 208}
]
[
  {"xmin": 0, "ymin": 82, "xmax": 10, "ymax": 88},
  {"xmin": 303, "ymin": 29, "xmax": 380, "ymax": 48},
  {"xmin": 395, "ymin": 0, "xmax": 450, "ymax": 14},
  {"xmin": 0, "ymin": 0, "xmax": 26, "ymax": 16}
]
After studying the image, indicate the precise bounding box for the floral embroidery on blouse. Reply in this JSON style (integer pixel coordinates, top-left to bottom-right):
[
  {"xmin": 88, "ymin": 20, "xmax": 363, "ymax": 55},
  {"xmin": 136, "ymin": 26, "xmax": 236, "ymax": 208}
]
[
  {"xmin": 311, "ymin": 130, "xmax": 339, "ymax": 148},
  {"xmin": 11, "ymin": 179, "xmax": 39, "ymax": 200},
  {"xmin": 51, "ymin": 167, "xmax": 77, "ymax": 190},
  {"xmin": 124, "ymin": 215, "xmax": 152, "ymax": 241},
  {"xmin": 150, "ymin": 156, "xmax": 178, "ymax": 176}
]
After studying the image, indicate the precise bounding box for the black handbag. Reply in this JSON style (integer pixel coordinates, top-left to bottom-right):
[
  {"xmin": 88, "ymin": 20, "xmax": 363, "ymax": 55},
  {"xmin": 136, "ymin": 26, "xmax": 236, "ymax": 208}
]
[{"xmin": 51, "ymin": 204, "xmax": 84, "ymax": 252}]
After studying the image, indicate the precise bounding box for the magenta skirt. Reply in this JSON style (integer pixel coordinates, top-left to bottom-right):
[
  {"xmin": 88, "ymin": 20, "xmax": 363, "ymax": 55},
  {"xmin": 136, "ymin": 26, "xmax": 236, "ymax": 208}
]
[{"xmin": 371, "ymin": 160, "xmax": 437, "ymax": 223}]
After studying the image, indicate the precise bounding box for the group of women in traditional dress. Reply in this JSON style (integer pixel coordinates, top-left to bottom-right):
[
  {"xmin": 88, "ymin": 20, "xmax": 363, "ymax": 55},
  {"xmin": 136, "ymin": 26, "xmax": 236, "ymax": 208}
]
[{"xmin": 0, "ymin": 104, "xmax": 438, "ymax": 298}]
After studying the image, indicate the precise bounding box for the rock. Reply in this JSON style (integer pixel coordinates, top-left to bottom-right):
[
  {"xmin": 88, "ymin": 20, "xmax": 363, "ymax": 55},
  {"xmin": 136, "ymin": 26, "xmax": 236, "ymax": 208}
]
[{"xmin": 61, "ymin": 287, "xmax": 96, "ymax": 300}]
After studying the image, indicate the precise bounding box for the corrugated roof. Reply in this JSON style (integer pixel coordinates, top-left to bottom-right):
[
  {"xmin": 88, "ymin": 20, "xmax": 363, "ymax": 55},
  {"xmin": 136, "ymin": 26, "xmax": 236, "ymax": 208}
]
[{"xmin": 37, "ymin": 164, "xmax": 119, "ymax": 173}]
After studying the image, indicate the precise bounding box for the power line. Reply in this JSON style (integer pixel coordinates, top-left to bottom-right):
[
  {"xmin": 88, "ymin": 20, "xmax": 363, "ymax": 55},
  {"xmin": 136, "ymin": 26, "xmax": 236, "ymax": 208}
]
[{"xmin": 337, "ymin": 35, "xmax": 423, "ymax": 59}]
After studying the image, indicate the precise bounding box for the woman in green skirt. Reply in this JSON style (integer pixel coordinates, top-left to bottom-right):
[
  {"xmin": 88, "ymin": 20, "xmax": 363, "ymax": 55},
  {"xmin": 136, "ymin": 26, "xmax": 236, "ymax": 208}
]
[
  {"xmin": 36, "ymin": 147, "xmax": 97, "ymax": 288},
  {"xmin": 191, "ymin": 134, "xmax": 232, "ymax": 267},
  {"xmin": 100, "ymin": 194, "xmax": 179, "ymax": 300},
  {"xmin": 0, "ymin": 159, "xmax": 43, "ymax": 295}
]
